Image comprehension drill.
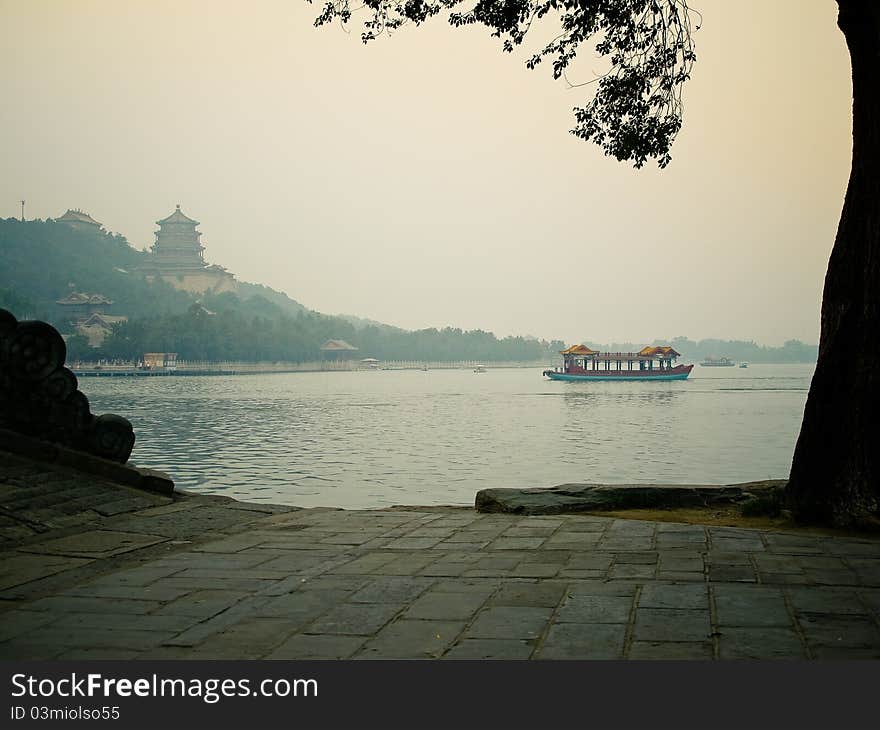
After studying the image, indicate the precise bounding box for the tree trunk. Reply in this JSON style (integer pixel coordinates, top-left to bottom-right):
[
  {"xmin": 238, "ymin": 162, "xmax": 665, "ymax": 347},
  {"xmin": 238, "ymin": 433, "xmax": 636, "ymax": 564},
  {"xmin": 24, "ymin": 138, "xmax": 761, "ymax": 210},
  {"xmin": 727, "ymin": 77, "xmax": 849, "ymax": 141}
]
[{"xmin": 786, "ymin": 0, "xmax": 880, "ymax": 525}]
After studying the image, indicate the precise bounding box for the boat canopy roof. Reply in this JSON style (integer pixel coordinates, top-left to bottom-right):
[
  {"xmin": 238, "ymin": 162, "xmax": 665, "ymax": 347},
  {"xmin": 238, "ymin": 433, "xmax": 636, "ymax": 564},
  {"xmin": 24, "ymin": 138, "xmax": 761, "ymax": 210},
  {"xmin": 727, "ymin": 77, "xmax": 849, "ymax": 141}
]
[
  {"xmin": 560, "ymin": 344, "xmax": 681, "ymax": 360},
  {"xmin": 559, "ymin": 344, "xmax": 599, "ymax": 356},
  {"xmin": 639, "ymin": 345, "xmax": 681, "ymax": 358}
]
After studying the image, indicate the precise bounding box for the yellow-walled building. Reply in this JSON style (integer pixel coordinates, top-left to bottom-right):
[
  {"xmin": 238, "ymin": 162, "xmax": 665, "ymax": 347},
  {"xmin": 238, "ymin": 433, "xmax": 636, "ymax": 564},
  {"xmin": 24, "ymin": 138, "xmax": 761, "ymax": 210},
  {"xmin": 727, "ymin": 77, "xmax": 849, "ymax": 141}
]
[{"xmin": 141, "ymin": 205, "xmax": 236, "ymax": 295}]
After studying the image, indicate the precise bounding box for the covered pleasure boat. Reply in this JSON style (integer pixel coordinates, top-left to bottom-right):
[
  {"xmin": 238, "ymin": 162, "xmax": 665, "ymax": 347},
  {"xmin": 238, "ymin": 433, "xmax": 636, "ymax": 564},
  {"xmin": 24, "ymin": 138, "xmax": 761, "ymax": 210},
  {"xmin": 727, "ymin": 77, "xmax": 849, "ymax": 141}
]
[{"xmin": 543, "ymin": 345, "xmax": 694, "ymax": 382}]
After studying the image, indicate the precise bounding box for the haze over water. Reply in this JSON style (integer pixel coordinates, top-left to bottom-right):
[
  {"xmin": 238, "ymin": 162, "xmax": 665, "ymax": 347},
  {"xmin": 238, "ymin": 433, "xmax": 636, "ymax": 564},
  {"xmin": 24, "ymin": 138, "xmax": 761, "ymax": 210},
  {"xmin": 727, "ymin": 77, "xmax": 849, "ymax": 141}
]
[
  {"xmin": 1, "ymin": 1, "xmax": 850, "ymax": 346},
  {"xmin": 80, "ymin": 364, "xmax": 811, "ymax": 509}
]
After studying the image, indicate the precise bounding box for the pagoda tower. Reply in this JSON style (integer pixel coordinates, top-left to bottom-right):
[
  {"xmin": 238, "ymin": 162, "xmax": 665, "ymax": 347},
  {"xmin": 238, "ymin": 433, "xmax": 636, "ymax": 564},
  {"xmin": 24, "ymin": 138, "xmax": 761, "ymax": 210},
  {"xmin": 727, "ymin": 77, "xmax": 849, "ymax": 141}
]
[
  {"xmin": 152, "ymin": 205, "xmax": 205, "ymax": 269},
  {"xmin": 142, "ymin": 205, "xmax": 236, "ymax": 295}
]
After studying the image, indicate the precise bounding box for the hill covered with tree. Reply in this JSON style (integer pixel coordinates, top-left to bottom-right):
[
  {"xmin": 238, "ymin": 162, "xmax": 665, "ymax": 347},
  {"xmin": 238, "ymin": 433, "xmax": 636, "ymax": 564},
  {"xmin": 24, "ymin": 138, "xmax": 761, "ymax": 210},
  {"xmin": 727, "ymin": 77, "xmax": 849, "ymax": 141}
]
[
  {"xmin": 0, "ymin": 218, "xmax": 193, "ymax": 322},
  {"xmin": 97, "ymin": 306, "xmax": 546, "ymax": 363},
  {"xmin": 0, "ymin": 218, "xmax": 547, "ymax": 362}
]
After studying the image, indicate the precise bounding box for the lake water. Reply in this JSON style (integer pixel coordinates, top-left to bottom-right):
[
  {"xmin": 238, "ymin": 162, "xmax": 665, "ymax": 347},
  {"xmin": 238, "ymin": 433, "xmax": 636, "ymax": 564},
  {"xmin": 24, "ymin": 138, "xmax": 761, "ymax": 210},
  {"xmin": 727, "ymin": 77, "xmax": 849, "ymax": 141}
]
[{"xmin": 79, "ymin": 364, "xmax": 813, "ymax": 509}]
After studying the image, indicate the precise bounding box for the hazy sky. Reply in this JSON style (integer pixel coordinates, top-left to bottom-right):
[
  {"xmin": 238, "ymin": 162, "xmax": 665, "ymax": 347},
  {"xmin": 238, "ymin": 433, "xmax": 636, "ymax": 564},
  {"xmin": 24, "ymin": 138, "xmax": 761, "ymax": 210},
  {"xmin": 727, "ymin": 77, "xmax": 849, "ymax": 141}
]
[{"xmin": 1, "ymin": 0, "xmax": 852, "ymax": 345}]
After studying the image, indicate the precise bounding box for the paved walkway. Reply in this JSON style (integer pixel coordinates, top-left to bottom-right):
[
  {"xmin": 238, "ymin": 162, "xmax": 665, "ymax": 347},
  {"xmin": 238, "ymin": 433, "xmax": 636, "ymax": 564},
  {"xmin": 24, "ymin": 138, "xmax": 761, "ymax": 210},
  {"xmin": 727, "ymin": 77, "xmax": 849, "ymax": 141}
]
[{"xmin": 1, "ymin": 451, "xmax": 879, "ymax": 659}]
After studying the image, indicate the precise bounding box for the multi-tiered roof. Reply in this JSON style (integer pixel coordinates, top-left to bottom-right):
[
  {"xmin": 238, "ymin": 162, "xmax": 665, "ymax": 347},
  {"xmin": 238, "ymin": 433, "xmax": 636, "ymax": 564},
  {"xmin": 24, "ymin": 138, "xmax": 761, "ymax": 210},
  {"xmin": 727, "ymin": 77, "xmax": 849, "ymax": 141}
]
[{"xmin": 151, "ymin": 205, "xmax": 206, "ymax": 271}]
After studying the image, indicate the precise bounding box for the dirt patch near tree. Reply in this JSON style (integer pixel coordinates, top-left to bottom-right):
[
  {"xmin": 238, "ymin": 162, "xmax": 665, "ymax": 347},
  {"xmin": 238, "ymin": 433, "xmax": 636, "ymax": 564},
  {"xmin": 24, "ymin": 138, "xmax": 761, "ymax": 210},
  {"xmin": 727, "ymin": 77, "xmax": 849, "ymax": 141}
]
[{"xmin": 591, "ymin": 505, "xmax": 880, "ymax": 539}]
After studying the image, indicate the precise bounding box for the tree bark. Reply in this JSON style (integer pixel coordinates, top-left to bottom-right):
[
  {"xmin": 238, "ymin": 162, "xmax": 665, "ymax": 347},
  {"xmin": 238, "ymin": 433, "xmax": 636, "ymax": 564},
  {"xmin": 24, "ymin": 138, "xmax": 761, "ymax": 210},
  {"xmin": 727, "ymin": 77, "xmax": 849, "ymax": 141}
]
[{"xmin": 786, "ymin": 0, "xmax": 880, "ymax": 525}]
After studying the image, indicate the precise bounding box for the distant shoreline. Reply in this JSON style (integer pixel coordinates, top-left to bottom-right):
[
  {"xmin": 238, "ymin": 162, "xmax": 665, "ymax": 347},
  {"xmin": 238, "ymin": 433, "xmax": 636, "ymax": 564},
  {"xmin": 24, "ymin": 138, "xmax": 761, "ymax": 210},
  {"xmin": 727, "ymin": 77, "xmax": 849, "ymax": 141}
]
[
  {"xmin": 70, "ymin": 360, "xmax": 550, "ymax": 377},
  {"xmin": 70, "ymin": 360, "xmax": 817, "ymax": 378}
]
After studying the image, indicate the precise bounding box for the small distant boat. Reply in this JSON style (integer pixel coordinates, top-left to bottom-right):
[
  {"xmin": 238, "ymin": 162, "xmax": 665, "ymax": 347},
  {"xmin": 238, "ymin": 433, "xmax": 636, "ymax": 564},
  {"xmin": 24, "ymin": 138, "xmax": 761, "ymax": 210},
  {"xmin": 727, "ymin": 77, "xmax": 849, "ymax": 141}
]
[
  {"xmin": 473, "ymin": 364, "xmax": 487, "ymax": 373},
  {"xmin": 700, "ymin": 357, "xmax": 736, "ymax": 367},
  {"xmin": 739, "ymin": 361, "xmax": 749, "ymax": 368},
  {"xmin": 543, "ymin": 344, "xmax": 693, "ymax": 381}
]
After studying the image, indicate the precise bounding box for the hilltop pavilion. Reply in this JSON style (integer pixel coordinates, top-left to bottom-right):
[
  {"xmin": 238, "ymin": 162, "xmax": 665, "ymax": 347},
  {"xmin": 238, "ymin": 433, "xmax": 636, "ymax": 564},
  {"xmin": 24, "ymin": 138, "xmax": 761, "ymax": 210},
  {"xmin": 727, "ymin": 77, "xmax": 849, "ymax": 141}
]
[{"xmin": 55, "ymin": 209, "xmax": 102, "ymax": 233}]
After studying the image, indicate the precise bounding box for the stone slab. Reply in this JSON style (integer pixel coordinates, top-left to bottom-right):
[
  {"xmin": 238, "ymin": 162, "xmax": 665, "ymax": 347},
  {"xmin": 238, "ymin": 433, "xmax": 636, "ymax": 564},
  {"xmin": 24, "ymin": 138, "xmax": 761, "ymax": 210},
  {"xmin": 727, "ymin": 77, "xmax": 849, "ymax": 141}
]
[
  {"xmin": 306, "ymin": 603, "xmax": 404, "ymax": 636},
  {"xmin": 476, "ymin": 482, "xmax": 785, "ymax": 515},
  {"xmin": 717, "ymin": 627, "xmax": 806, "ymax": 659},
  {"xmin": 443, "ymin": 639, "xmax": 534, "ymax": 660},
  {"xmin": 536, "ymin": 623, "xmax": 625, "ymax": 660},
  {"xmin": 628, "ymin": 641, "xmax": 714, "ymax": 660},
  {"xmin": 556, "ymin": 595, "xmax": 634, "ymax": 624},
  {"xmin": 404, "ymin": 591, "xmax": 488, "ymax": 620},
  {"xmin": 464, "ymin": 606, "xmax": 552, "ymax": 640},
  {"xmin": 356, "ymin": 619, "xmax": 465, "ymax": 659},
  {"xmin": 19, "ymin": 530, "xmax": 168, "ymax": 558},
  {"xmin": 0, "ymin": 552, "xmax": 93, "ymax": 591},
  {"xmin": 266, "ymin": 634, "xmax": 366, "ymax": 659}
]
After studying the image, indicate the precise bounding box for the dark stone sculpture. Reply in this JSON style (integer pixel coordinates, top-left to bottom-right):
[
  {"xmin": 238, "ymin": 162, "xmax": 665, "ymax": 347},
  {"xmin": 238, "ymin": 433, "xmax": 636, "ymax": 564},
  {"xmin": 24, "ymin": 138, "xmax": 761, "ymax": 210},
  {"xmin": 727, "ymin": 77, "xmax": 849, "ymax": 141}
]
[{"xmin": 0, "ymin": 308, "xmax": 135, "ymax": 462}]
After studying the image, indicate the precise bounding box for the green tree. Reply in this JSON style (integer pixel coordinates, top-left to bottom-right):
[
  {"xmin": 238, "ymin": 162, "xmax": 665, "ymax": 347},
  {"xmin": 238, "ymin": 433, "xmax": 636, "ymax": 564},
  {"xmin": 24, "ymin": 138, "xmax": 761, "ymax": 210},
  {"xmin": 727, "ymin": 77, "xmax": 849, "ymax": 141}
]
[
  {"xmin": 786, "ymin": 3, "xmax": 879, "ymax": 526},
  {"xmin": 0, "ymin": 287, "xmax": 37, "ymax": 319},
  {"xmin": 311, "ymin": 0, "xmax": 879, "ymax": 525},
  {"xmin": 64, "ymin": 333, "xmax": 94, "ymax": 362}
]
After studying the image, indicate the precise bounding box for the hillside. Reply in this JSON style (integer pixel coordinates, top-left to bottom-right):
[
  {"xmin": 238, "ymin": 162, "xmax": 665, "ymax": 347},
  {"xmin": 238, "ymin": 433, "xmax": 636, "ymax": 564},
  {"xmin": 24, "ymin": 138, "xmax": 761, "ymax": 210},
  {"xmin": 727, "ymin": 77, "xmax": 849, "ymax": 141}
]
[
  {"xmin": 0, "ymin": 218, "xmax": 547, "ymax": 363},
  {"xmin": 235, "ymin": 281, "xmax": 307, "ymax": 317},
  {"xmin": 0, "ymin": 218, "xmax": 307, "ymax": 326},
  {"xmin": 0, "ymin": 218, "xmax": 191, "ymax": 322}
]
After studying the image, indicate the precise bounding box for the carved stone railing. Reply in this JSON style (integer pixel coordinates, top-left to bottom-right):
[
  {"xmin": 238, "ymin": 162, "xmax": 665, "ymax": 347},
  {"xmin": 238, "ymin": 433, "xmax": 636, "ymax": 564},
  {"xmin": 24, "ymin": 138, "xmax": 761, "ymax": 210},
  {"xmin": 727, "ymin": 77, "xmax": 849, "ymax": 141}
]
[{"xmin": 0, "ymin": 308, "xmax": 135, "ymax": 462}]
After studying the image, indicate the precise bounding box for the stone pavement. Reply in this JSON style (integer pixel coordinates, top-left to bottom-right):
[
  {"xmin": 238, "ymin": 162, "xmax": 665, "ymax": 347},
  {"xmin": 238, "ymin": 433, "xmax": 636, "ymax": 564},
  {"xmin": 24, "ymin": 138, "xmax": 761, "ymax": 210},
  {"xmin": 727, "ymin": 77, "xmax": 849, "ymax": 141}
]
[{"xmin": 1, "ymin": 451, "xmax": 880, "ymax": 660}]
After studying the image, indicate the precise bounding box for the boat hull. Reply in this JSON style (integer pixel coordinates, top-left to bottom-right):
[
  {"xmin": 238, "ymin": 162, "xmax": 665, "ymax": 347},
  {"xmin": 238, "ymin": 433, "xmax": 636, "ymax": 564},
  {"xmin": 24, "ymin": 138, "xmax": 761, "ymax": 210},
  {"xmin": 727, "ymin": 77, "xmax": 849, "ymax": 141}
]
[{"xmin": 543, "ymin": 365, "xmax": 693, "ymax": 382}]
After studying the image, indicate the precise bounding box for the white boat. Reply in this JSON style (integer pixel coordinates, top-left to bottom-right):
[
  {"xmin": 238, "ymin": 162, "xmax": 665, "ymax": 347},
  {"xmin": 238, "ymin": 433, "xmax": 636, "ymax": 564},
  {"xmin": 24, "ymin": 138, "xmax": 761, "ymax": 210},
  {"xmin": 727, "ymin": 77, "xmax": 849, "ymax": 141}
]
[
  {"xmin": 473, "ymin": 364, "xmax": 487, "ymax": 373},
  {"xmin": 700, "ymin": 356, "xmax": 735, "ymax": 367}
]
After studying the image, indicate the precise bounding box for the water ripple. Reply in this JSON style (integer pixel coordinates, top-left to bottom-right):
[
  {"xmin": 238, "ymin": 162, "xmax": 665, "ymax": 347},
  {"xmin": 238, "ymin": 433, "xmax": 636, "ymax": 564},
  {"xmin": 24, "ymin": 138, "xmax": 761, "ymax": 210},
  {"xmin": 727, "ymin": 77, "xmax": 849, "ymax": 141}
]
[{"xmin": 79, "ymin": 364, "xmax": 814, "ymax": 509}]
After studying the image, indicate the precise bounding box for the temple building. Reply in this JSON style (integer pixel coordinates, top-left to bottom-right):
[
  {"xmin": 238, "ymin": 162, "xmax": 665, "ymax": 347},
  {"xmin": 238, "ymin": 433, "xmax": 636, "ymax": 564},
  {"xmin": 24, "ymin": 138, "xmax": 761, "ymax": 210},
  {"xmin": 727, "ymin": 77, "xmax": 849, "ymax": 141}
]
[
  {"xmin": 320, "ymin": 340, "xmax": 359, "ymax": 368},
  {"xmin": 321, "ymin": 339, "xmax": 358, "ymax": 357},
  {"xmin": 55, "ymin": 292, "xmax": 126, "ymax": 347},
  {"xmin": 141, "ymin": 205, "xmax": 236, "ymax": 295},
  {"xmin": 56, "ymin": 292, "xmax": 114, "ymax": 324},
  {"xmin": 75, "ymin": 312, "xmax": 129, "ymax": 347},
  {"xmin": 55, "ymin": 209, "xmax": 103, "ymax": 233}
]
